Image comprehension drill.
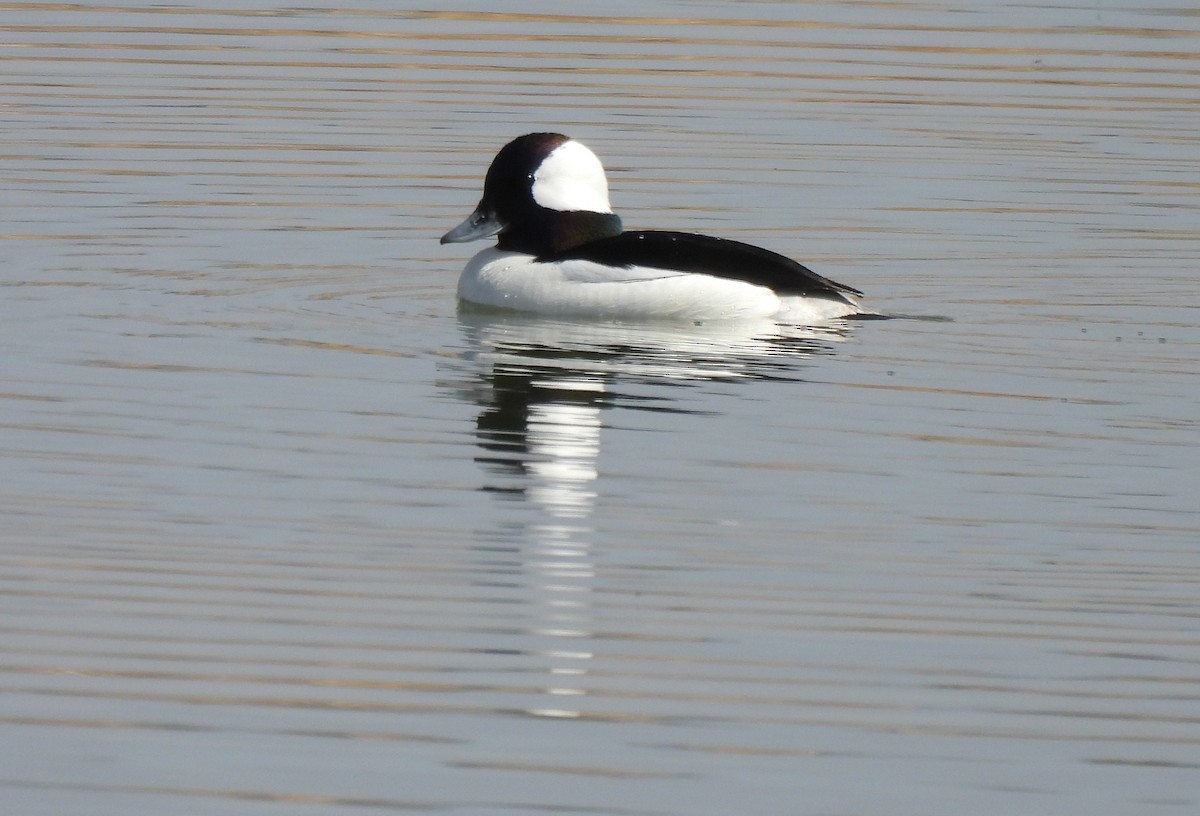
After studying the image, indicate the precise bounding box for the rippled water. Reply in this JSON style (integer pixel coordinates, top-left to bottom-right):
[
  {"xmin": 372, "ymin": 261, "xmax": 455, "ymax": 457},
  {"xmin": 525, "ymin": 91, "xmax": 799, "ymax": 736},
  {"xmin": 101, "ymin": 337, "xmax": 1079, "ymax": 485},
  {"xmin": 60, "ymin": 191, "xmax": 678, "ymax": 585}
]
[{"xmin": 2, "ymin": 2, "xmax": 1198, "ymax": 814}]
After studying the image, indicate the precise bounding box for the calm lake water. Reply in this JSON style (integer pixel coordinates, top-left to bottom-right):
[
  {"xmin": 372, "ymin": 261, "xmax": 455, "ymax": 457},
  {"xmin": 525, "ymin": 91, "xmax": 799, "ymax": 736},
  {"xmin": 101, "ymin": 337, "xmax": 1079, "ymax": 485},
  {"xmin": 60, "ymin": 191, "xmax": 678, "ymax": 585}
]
[{"xmin": 2, "ymin": 1, "xmax": 1198, "ymax": 814}]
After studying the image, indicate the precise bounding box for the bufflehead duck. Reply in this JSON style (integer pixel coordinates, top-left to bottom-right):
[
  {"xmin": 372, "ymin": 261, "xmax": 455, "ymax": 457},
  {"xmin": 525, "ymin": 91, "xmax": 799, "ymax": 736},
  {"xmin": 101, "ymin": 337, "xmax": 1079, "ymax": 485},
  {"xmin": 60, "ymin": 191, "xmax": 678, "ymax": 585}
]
[{"xmin": 441, "ymin": 132, "xmax": 867, "ymax": 322}]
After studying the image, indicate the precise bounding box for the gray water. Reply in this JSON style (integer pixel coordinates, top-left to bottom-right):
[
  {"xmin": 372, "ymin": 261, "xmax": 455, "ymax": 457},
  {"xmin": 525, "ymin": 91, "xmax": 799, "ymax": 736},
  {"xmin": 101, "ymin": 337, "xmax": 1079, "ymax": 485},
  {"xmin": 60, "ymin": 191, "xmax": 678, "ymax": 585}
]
[{"xmin": 2, "ymin": 2, "xmax": 1198, "ymax": 814}]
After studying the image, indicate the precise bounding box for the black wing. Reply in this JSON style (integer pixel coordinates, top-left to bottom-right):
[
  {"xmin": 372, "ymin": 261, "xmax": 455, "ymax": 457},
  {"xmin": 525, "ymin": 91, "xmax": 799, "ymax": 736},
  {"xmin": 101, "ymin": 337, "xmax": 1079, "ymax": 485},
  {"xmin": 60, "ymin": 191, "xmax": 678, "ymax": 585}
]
[{"xmin": 539, "ymin": 230, "xmax": 862, "ymax": 302}]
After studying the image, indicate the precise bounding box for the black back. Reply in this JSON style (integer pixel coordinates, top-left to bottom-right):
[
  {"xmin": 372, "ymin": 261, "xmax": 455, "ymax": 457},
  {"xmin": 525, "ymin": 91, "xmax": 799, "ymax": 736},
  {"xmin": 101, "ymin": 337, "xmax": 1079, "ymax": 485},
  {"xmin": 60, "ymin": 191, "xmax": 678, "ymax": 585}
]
[{"xmin": 538, "ymin": 230, "xmax": 861, "ymax": 302}]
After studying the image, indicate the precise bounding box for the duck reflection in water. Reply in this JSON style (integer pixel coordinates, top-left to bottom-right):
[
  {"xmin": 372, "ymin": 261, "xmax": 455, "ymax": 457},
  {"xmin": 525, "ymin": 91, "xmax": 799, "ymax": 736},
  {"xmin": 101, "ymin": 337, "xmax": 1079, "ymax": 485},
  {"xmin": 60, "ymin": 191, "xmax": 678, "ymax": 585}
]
[
  {"xmin": 453, "ymin": 311, "xmax": 854, "ymax": 718},
  {"xmin": 475, "ymin": 366, "xmax": 605, "ymax": 519},
  {"xmin": 466, "ymin": 314, "xmax": 851, "ymax": 504}
]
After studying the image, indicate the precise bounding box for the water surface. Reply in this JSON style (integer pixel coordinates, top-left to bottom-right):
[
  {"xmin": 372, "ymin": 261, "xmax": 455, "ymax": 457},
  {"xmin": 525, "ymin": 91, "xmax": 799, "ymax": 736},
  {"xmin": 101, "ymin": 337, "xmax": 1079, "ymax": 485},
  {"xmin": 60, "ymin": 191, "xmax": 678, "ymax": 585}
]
[{"xmin": 2, "ymin": 2, "xmax": 1198, "ymax": 815}]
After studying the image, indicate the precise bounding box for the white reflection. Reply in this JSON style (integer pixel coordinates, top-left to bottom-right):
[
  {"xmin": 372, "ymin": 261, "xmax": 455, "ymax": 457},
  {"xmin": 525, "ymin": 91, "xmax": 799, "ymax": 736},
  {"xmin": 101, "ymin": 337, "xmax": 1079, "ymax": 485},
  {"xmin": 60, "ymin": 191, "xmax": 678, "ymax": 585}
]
[
  {"xmin": 526, "ymin": 392, "xmax": 603, "ymax": 520},
  {"xmin": 525, "ymin": 397, "xmax": 598, "ymax": 711}
]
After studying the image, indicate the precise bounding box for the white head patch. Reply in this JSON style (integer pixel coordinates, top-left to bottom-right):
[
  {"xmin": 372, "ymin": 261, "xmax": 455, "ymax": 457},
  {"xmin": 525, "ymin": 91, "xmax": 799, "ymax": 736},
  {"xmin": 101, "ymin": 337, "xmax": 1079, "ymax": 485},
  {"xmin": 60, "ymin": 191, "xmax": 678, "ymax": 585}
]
[{"xmin": 531, "ymin": 140, "xmax": 612, "ymax": 213}]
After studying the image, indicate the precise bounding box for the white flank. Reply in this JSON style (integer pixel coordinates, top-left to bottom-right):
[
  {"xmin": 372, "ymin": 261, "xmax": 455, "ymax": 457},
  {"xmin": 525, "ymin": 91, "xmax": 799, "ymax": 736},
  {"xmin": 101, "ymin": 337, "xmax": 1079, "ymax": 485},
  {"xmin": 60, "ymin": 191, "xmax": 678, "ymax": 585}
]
[
  {"xmin": 455, "ymin": 248, "xmax": 860, "ymax": 322},
  {"xmin": 531, "ymin": 140, "xmax": 613, "ymax": 213}
]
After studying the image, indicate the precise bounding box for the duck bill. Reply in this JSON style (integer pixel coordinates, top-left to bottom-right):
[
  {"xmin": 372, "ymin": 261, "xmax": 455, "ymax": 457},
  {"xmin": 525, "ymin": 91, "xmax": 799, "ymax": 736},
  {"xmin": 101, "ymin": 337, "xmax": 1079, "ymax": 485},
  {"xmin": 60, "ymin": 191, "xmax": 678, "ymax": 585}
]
[{"xmin": 440, "ymin": 205, "xmax": 505, "ymax": 244}]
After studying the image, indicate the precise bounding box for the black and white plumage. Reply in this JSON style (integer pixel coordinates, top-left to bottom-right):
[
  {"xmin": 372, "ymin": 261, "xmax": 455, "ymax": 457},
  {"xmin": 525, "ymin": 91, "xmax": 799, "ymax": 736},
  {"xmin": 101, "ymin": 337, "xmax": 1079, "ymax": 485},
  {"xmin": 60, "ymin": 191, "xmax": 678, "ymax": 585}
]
[{"xmin": 441, "ymin": 133, "xmax": 866, "ymax": 321}]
